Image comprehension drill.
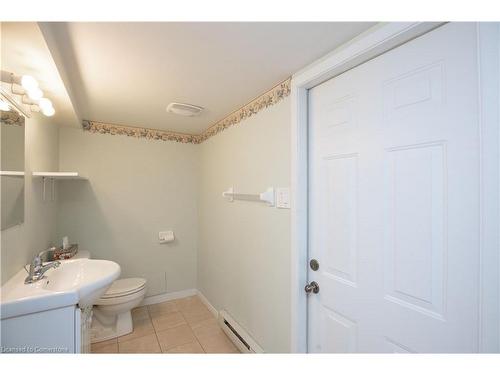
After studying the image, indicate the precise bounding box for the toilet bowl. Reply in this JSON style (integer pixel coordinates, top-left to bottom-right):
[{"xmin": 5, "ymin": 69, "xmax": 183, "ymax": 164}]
[{"xmin": 91, "ymin": 277, "xmax": 147, "ymax": 343}]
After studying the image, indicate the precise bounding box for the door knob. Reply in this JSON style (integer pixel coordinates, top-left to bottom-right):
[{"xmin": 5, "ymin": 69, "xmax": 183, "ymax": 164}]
[
  {"xmin": 309, "ymin": 259, "xmax": 319, "ymax": 271},
  {"xmin": 305, "ymin": 281, "xmax": 319, "ymax": 294}
]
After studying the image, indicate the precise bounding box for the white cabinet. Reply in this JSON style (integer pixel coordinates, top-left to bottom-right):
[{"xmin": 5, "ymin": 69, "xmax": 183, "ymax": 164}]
[{"xmin": 0, "ymin": 305, "xmax": 91, "ymax": 353}]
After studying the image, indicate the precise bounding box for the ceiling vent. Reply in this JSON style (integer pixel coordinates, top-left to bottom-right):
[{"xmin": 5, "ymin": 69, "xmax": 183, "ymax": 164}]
[{"xmin": 166, "ymin": 102, "xmax": 204, "ymax": 117}]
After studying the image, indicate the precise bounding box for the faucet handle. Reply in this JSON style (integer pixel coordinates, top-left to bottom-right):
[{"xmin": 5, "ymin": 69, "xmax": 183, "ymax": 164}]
[
  {"xmin": 27, "ymin": 254, "xmax": 43, "ymax": 274},
  {"xmin": 32, "ymin": 254, "xmax": 42, "ymax": 266},
  {"xmin": 38, "ymin": 248, "xmax": 54, "ymax": 261}
]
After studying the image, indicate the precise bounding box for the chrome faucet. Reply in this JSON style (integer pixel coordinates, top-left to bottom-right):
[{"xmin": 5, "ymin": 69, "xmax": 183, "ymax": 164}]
[{"xmin": 24, "ymin": 250, "xmax": 61, "ymax": 284}]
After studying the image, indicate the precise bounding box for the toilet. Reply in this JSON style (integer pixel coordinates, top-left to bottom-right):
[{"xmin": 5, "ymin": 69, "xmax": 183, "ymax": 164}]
[
  {"xmin": 91, "ymin": 277, "xmax": 147, "ymax": 343},
  {"xmin": 69, "ymin": 251, "xmax": 147, "ymax": 343}
]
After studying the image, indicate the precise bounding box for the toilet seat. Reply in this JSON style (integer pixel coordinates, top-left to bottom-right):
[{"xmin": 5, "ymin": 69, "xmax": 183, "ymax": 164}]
[{"xmin": 96, "ymin": 278, "xmax": 146, "ymax": 303}]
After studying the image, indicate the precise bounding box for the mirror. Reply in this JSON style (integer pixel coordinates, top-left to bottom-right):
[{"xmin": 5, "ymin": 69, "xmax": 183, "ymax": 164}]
[{"xmin": 1, "ymin": 109, "xmax": 25, "ymax": 230}]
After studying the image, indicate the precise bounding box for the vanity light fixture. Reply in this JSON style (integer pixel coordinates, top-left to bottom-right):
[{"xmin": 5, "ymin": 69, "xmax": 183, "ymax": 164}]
[
  {"xmin": 26, "ymin": 87, "xmax": 44, "ymax": 101},
  {"xmin": 41, "ymin": 106, "xmax": 55, "ymax": 117},
  {"xmin": 29, "ymin": 98, "xmax": 55, "ymax": 117},
  {"xmin": 16, "ymin": 74, "xmax": 38, "ymax": 91},
  {"xmin": 38, "ymin": 98, "xmax": 55, "ymax": 116},
  {"xmin": 0, "ymin": 70, "xmax": 55, "ymax": 117},
  {"xmin": 38, "ymin": 98, "xmax": 53, "ymax": 111}
]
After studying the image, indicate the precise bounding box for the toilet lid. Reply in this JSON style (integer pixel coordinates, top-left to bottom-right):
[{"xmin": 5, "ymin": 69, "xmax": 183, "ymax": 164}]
[{"xmin": 101, "ymin": 278, "xmax": 147, "ymax": 298}]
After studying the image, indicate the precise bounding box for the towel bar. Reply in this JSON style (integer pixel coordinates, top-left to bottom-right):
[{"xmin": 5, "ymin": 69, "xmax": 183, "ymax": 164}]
[{"xmin": 222, "ymin": 187, "xmax": 275, "ymax": 206}]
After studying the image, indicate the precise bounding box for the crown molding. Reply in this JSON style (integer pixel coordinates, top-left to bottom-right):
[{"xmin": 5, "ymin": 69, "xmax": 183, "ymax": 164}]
[{"xmin": 82, "ymin": 77, "xmax": 291, "ymax": 145}]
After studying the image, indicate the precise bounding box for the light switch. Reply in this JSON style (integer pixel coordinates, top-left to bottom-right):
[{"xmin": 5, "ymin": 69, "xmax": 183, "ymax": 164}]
[{"xmin": 276, "ymin": 188, "xmax": 290, "ymax": 209}]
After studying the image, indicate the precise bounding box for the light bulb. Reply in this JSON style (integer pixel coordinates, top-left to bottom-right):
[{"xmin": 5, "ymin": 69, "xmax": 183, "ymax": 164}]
[
  {"xmin": 38, "ymin": 98, "xmax": 53, "ymax": 111},
  {"xmin": 41, "ymin": 106, "xmax": 55, "ymax": 117},
  {"xmin": 20, "ymin": 75, "xmax": 38, "ymax": 91},
  {"xmin": 0, "ymin": 99, "xmax": 10, "ymax": 111},
  {"xmin": 27, "ymin": 87, "xmax": 43, "ymax": 101}
]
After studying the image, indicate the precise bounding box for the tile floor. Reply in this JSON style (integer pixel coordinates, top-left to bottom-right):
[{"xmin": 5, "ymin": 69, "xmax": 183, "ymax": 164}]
[{"xmin": 91, "ymin": 295, "xmax": 239, "ymax": 354}]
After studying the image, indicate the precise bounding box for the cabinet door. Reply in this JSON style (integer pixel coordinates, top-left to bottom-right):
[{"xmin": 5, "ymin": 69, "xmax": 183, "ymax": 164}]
[{"xmin": 1, "ymin": 306, "xmax": 76, "ymax": 353}]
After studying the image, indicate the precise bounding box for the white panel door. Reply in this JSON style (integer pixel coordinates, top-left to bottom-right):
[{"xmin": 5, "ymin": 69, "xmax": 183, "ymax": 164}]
[{"xmin": 307, "ymin": 23, "xmax": 481, "ymax": 353}]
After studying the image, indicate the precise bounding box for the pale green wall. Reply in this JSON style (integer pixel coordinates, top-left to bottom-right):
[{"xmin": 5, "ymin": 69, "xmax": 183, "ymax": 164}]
[
  {"xmin": 198, "ymin": 97, "xmax": 291, "ymax": 352},
  {"xmin": 56, "ymin": 128, "xmax": 199, "ymax": 296}
]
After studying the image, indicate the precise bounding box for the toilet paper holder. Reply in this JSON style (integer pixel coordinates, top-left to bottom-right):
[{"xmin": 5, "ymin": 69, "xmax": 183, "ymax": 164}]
[{"xmin": 159, "ymin": 230, "xmax": 175, "ymax": 244}]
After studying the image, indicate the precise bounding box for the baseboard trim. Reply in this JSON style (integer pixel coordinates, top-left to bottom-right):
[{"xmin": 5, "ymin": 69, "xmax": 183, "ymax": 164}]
[
  {"xmin": 140, "ymin": 288, "xmax": 197, "ymax": 306},
  {"xmin": 196, "ymin": 290, "xmax": 218, "ymax": 318}
]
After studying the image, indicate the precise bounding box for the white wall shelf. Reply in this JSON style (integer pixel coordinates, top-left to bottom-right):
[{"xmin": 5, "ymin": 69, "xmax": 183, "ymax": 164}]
[
  {"xmin": 0, "ymin": 171, "xmax": 25, "ymax": 177},
  {"xmin": 32, "ymin": 172, "xmax": 87, "ymax": 180},
  {"xmin": 32, "ymin": 172, "xmax": 87, "ymax": 201}
]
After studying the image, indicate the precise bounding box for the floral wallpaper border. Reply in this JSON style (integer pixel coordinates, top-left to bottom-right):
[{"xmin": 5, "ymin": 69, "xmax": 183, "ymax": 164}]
[
  {"xmin": 82, "ymin": 77, "xmax": 291, "ymax": 145},
  {"xmin": 1, "ymin": 110, "xmax": 25, "ymax": 127},
  {"xmin": 82, "ymin": 120, "xmax": 201, "ymax": 144}
]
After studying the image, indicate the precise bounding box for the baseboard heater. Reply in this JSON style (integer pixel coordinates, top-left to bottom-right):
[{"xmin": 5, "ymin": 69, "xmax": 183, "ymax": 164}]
[{"xmin": 218, "ymin": 310, "xmax": 264, "ymax": 353}]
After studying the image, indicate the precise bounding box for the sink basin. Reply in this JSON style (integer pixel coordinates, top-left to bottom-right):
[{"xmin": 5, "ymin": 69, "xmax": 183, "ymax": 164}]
[
  {"xmin": 42, "ymin": 259, "xmax": 120, "ymax": 307},
  {"xmin": 1, "ymin": 258, "xmax": 120, "ymax": 319}
]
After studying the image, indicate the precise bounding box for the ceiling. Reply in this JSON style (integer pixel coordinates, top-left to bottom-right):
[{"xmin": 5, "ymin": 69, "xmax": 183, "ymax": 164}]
[
  {"xmin": 39, "ymin": 22, "xmax": 375, "ymax": 134},
  {"xmin": 1, "ymin": 22, "xmax": 79, "ymax": 128}
]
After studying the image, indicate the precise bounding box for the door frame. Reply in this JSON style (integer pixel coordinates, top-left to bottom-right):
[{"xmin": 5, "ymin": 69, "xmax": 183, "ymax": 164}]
[{"xmin": 289, "ymin": 22, "xmax": 500, "ymax": 353}]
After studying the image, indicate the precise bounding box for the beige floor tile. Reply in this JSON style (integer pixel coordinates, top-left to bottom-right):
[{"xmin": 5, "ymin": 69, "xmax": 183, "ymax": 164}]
[
  {"xmin": 175, "ymin": 296, "xmax": 206, "ymax": 313},
  {"xmin": 191, "ymin": 318, "xmax": 221, "ymax": 338},
  {"xmin": 91, "ymin": 337, "xmax": 117, "ymax": 349},
  {"xmin": 92, "ymin": 343, "xmax": 119, "ymax": 354},
  {"xmin": 189, "ymin": 315, "xmax": 218, "ymax": 329},
  {"xmin": 152, "ymin": 311, "xmax": 186, "ymax": 332},
  {"xmin": 165, "ymin": 340, "xmax": 205, "ymax": 353},
  {"xmin": 102, "ymin": 297, "xmax": 236, "ymax": 354},
  {"xmin": 181, "ymin": 307, "xmax": 214, "ymax": 326},
  {"xmin": 156, "ymin": 324, "xmax": 197, "ymax": 351},
  {"xmin": 117, "ymin": 317, "xmax": 155, "ymax": 343},
  {"xmin": 118, "ymin": 333, "xmax": 161, "ymax": 353},
  {"xmin": 131, "ymin": 306, "xmax": 150, "ymax": 322},
  {"xmin": 197, "ymin": 331, "xmax": 239, "ymax": 353},
  {"xmin": 91, "ymin": 339, "xmax": 119, "ymax": 354},
  {"xmin": 148, "ymin": 300, "xmax": 179, "ymax": 318}
]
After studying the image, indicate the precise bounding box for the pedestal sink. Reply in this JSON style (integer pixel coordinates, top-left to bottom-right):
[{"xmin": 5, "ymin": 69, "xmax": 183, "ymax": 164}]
[
  {"xmin": 1, "ymin": 258, "xmax": 120, "ymax": 319},
  {"xmin": 42, "ymin": 259, "xmax": 121, "ymax": 308}
]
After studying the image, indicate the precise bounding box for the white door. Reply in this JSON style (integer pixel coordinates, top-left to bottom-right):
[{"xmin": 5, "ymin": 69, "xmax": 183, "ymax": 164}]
[{"xmin": 308, "ymin": 23, "xmax": 481, "ymax": 353}]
